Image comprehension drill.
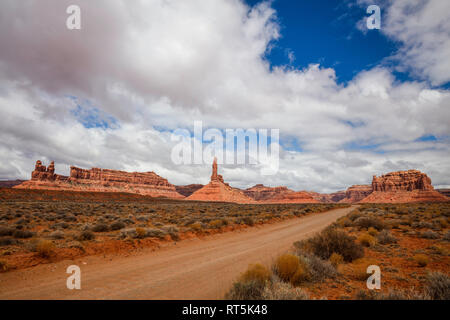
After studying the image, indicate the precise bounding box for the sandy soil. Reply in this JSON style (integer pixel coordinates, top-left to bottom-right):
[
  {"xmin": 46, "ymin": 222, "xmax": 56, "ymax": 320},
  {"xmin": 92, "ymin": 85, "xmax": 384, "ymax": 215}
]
[{"xmin": 0, "ymin": 206, "xmax": 354, "ymax": 300}]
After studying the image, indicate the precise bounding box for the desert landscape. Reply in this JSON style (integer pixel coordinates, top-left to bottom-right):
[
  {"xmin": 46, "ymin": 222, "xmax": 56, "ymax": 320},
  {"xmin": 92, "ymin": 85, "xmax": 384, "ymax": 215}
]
[{"xmin": 0, "ymin": 158, "xmax": 448, "ymax": 300}]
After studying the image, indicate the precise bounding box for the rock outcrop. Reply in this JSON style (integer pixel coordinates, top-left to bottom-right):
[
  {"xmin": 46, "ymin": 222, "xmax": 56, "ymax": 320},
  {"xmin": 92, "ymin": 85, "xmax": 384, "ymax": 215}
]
[
  {"xmin": 360, "ymin": 170, "xmax": 448, "ymax": 203},
  {"xmin": 309, "ymin": 191, "xmax": 346, "ymax": 203},
  {"xmin": 187, "ymin": 158, "xmax": 254, "ymax": 203},
  {"xmin": 15, "ymin": 160, "xmax": 184, "ymax": 199},
  {"xmin": 339, "ymin": 185, "xmax": 373, "ymax": 203},
  {"xmin": 371, "ymin": 170, "xmax": 434, "ymax": 192},
  {"xmin": 244, "ymin": 184, "xmax": 291, "ymax": 201},
  {"xmin": 175, "ymin": 184, "xmax": 204, "ymax": 197},
  {"xmin": 244, "ymin": 184, "xmax": 318, "ymax": 204}
]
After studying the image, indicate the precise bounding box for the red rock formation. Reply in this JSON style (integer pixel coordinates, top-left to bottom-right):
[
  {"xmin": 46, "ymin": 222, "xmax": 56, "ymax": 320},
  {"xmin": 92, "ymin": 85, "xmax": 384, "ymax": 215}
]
[
  {"xmin": 339, "ymin": 185, "xmax": 372, "ymax": 203},
  {"xmin": 360, "ymin": 170, "xmax": 448, "ymax": 203},
  {"xmin": 244, "ymin": 184, "xmax": 291, "ymax": 201},
  {"xmin": 175, "ymin": 184, "xmax": 204, "ymax": 197},
  {"xmin": 309, "ymin": 191, "xmax": 346, "ymax": 203},
  {"xmin": 187, "ymin": 158, "xmax": 254, "ymax": 203},
  {"xmin": 371, "ymin": 170, "xmax": 434, "ymax": 192},
  {"xmin": 244, "ymin": 184, "xmax": 318, "ymax": 204},
  {"xmin": 15, "ymin": 160, "xmax": 184, "ymax": 199}
]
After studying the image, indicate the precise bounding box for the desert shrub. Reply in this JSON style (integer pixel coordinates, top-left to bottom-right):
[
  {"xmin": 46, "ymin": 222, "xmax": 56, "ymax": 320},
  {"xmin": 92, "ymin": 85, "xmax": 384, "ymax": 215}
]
[
  {"xmin": 299, "ymin": 252, "xmax": 337, "ymax": 282},
  {"xmin": 13, "ymin": 230, "xmax": 33, "ymax": 239},
  {"xmin": 146, "ymin": 228, "xmax": 167, "ymax": 239},
  {"xmin": 0, "ymin": 237, "xmax": 18, "ymax": 246},
  {"xmin": 337, "ymin": 217, "xmax": 352, "ymax": 228},
  {"xmin": 63, "ymin": 215, "xmax": 77, "ymax": 222},
  {"xmin": 240, "ymin": 264, "xmax": 271, "ymax": 284},
  {"xmin": 136, "ymin": 216, "xmax": 149, "ymax": 222},
  {"xmin": 443, "ymin": 231, "xmax": 450, "ymax": 242},
  {"xmin": 49, "ymin": 231, "xmax": 65, "ymax": 240},
  {"xmin": 354, "ymin": 216, "xmax": 386, "ymax": 231},
  {"xmin": 424, "ymin": 272, "xmax": 450, "ymax": 300},
  {"xmin": 225, "ymin": 280, "xmax": 266, "ymax": 300},
  {"xmin": 289, "ymin": 263, "xmax": 310, "ymax": 286},
  {"xmin": 190, "ymin": 222, "xmax": 203, "ymax": 231},
  {"xmin": 135, "ymin": 227, "xmax": 147, "ymax": 239},
  {"xmin": 356, "ymin": 289, "xmax": 426, "ymax": 300},
  {"xmin": 358, "ymin": 233, "xmax": 376, "ymax": 247},
  {"xmin": 421, "ymin": 230, "xmax": 439, "ymax": 239},
  {"xmin": 78, "ymin": 230, "xmax": 95, "ymax": 241},
  {"xmin": 351, "ymin": 258, "xmax": 378, "ymax": 281},
  {"xmin": 110, "ymin": 221, "xmax": 126, "ymax": 231},
  {"xmin": 91, "ymin": 223, "xmax": 109, "ymax": 232},
  {"xmin": 274, "ymin": 254, "xmax": 300, "ymax": 282},
  {"xmin": 0, "ymin": 260, "xmax": 9, "ymax": 272},
  {"xmin": 368, "ymin": 227, "xmax": 378, "ymax": 236},
  {"xmin": 389, "ymin": 219, "xmax": 401, "ymax": 229},
  {"xmin": 329, "ymin": 253, "xmax": 344, "ymax": 267},
  {"xmin": 209, "ymin": 220, "xmax": 223, "ymax": 229},
  {"xmin": 376, "ymin": 230, "xmax": 398, "ymax": 244},
  {"xmin": 0, "ymin": 227, "xmax": 14, "ymax": 236},
  {"xmin": 347, "ymin": 210, "xmax": 362, "ymax": 221},
  {"xmin": 262, "ymin": 280, "xmax": 309, "ymax": 300},
  {"xmin": 242, "ymin": 217, "xmax": 254, "ymax": 226},
  {"xmin": 36, "ymin": 240, "xmax": 55, "ymax": 258},
  {"xmin": 413, "ymin": 254, "xmax": 429, "ymax": 267},
  {"xmin": 300, "ymin": 228, "xmax": 364, "ymax": 262}
]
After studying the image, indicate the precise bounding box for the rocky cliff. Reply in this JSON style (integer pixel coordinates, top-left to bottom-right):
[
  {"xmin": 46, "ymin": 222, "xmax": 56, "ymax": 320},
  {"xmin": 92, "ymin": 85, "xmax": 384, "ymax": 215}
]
[
  {"xmin": 371, "ymin": 170, "xmax": 433, "ymax": 192},
  {"xmin": 244, "ymin": 184, "xmax": 318, "ymax": 204},
  {"xmin": 360, "ymin": 170, "xmax": 448, "ymax": 203},
  {"xmin": 339, "ymin": 185, "xmax": 373, "ymax": 203},
  {"xmin": 15, "ymin": 160, "xmax": 184, "ymax": 199}
]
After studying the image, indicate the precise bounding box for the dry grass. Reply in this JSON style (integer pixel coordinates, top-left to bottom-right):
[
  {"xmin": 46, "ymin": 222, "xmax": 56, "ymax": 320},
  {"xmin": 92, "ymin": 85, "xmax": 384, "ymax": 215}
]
[
  {"xmin": 274, "ymin": 254, "xmax": 301, "ymax": 283},
  {"xmin": 413, "ymin": 254, "xmax": 430, "ymax": 267},
  {"xmin": 358, "ymin": 233, "xmax": 376, "ymax": 247},
  {"xmin": 240, "ymin": 264, "xmax": 271, "ymax": 283},
  {"xmin": 35, "ymin": 240, "xmax": 55, "ymax": 258},
  {"xmin": 329, "ymin": 252, "xmax": 344, "ymax": 267}
]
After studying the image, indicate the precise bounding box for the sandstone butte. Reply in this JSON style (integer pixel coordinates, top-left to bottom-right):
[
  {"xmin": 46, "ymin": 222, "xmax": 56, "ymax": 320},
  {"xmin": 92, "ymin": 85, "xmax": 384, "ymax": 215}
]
[
  {"xmin": 186, "ymin": 158, "xmax": 255, "ymax": 204},
  {"xmin": 338, "ymin": 185, "xmax": 373, "ymax": 203},
  {"xmin": 244, "ymin": 184, "xmax": 319, "ymax": 204},
  {"xmin": 360, "ymin": 170, "xmax": 449, "ymax": 203},
  {"xmin": 14, "ymin": 160, "xmax": 185, "ymax": 199}
]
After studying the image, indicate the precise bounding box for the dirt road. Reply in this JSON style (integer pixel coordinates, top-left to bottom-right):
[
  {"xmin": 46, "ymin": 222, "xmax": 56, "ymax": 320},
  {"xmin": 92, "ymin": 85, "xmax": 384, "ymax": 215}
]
[{"xmin": 0, "ymin": 206, "xmax": 354, "ymax": 300}]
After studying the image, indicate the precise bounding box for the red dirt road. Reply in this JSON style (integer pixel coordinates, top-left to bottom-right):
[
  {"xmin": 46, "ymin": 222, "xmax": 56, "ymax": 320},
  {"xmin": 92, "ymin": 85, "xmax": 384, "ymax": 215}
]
[{"xmin": 0, "ymin": 206, "xmax": 354, "ymax": 300}]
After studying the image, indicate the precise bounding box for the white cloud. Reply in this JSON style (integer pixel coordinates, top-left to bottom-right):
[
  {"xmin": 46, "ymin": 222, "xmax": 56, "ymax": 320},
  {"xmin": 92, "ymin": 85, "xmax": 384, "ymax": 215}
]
[
  {"xmin": 0, "ymin": 0, "xmax": 449, "ymax": 192},
  {"xmin": 358, "ymin": 0, "xmax": 450, "ymax": 86}
]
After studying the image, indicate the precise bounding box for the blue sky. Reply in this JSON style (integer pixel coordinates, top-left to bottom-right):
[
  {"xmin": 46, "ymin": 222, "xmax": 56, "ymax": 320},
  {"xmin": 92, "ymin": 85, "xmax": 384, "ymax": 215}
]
[{"xmin": 245, "ymin": 0, "xmax": 446, "ymax": 88}]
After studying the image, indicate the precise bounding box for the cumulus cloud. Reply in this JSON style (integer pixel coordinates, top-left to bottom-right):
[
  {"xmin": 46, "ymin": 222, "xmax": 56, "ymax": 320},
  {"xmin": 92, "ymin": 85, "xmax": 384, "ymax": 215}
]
[
  {"xmin": 357, "ymin": 0, "xmax": 450, "ymax": 86},
  {"xmin": 0, "ymin": 0, "xmax": 449, "ymax": 192}
]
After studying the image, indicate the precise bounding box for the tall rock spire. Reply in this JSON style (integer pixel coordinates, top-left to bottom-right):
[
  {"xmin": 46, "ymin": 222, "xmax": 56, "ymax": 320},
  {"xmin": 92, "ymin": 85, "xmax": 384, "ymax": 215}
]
[{"xmin": 211, "ymin": 157, "xmax": 218, "ymax": 181}]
